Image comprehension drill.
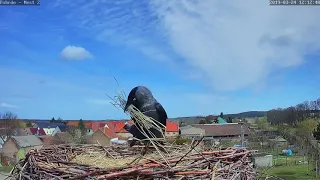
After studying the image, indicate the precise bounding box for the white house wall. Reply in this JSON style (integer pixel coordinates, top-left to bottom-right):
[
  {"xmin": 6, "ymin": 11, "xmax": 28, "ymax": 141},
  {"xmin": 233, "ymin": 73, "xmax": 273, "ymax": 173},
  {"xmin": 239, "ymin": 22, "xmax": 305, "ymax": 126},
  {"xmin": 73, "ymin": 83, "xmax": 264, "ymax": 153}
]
[
  {"xmin": 43, "ymin": 128, "xmax": 56, "ymax": 135},
  {"xmin": 51, "ymin": 126, "xmax": 61, "ymax": 136}
]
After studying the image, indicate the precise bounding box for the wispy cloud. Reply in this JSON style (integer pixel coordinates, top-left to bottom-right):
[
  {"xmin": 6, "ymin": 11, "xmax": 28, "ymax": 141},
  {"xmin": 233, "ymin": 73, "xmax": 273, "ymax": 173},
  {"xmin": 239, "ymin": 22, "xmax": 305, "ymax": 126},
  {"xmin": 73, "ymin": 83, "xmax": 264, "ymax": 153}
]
[
  {"xmin": 51, "ymin": 0, "xmax": 320, "ymax": 91},
  {"xmin": 50, "ymin": 0, "xmax": 172, "ymax": 62},
  {"xmin": 0, "ymin": 102, "xmax": 19, "ymax": 109},
  {"xmin": 60, "ymin": 46, "xmax": 93, "ymax": 61},
  {"xmin": 150, "ymin": 0, "xmax": 320, "ymax": 90}
]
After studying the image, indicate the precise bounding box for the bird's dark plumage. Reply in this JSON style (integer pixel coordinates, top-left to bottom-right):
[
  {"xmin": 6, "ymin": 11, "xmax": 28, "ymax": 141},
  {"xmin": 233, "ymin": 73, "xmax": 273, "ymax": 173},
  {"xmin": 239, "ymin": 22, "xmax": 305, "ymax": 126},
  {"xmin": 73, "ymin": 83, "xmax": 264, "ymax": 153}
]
[{"xmin": 124, "ymin": 86, "xmax": 167, "ymax": 147}]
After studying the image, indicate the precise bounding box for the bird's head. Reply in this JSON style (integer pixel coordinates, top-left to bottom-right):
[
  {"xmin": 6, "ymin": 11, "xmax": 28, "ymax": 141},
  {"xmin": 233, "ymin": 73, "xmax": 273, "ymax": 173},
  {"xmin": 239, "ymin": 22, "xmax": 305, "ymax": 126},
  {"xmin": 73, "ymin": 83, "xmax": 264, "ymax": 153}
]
[{"xmin": 124, "ymin": 86, "xmax": 155, "ymax": 112}]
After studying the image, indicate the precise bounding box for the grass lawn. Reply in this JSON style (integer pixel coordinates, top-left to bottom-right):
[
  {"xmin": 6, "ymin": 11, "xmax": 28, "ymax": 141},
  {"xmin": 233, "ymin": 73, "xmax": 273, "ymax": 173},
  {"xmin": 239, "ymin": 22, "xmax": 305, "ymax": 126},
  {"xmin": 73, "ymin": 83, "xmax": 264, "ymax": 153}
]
[
  {"xmin": 273, "ymin": 155, "xmax": 305, "ymax": 166},
  {"xmin": 260, "ymin": 165, "xmax": 320, "ymax": 180},
  {"xmin": 0, "ymin": 165, "xmax": 14, "ymax": 173}
]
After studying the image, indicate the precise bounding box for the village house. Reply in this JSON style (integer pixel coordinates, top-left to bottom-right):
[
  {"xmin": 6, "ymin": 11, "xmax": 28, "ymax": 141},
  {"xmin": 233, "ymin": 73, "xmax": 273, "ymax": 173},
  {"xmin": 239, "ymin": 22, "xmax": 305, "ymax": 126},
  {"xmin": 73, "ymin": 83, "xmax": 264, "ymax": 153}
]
[
  {"xmin": 29, "ymin": 128, "xmax": 46, "ymax": 136},
  {"xmin": 165, "ymin": 121, "xmax": 179, "ymax": 139},
  {"xmin": 38, "ymin": 132, "xmax": 73, "ymax": 146},
  {"xmin": 180, "ymin": 125, "xmax": 205, "ymax": 139},
  {"xmin": 1, "ymin": 135, "xmax": 43, "ymax": 163},
  {"xmin": 192, "ymin": 123, "xmax": 249, "ymax": 139},
  {"xmin": 33, "ymin": 122, "xmax": 67, "ymax": 135},
  {"xmin": 38, "ymin": 135, "xmax": 54, "ymax": 146},
  {"xmin": 54, "ymin": 132, "xmax": 72, "ymax": 144},
  {"xmin": 86, "ymin": 129, "xmax": 117, "ymax": 146},
  {"xmin": 113, "ymin": 121, "xmax": 134, "ymax": 139},
  {"xmin": 0, "ymin": 128, "xmax": 31, "ymax": 150},
  {"xmin": 51, "ymin": 125, "xmax": 69, "ymax": 136},
  {"xmin": 269, "ymin": 136, "xmax": 288, "ymax": 148},
  {"xmin": 67, "ymin": 121, "xmax": 96, "ymax": 135}
]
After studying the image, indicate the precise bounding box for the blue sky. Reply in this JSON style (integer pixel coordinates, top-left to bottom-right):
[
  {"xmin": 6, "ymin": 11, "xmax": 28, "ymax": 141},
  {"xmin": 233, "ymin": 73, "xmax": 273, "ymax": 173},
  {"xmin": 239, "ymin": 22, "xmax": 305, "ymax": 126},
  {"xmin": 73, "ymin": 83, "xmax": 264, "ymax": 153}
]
[{"xmin": 0, "ymin": 0, "xmax": 320, "ymax": 120}]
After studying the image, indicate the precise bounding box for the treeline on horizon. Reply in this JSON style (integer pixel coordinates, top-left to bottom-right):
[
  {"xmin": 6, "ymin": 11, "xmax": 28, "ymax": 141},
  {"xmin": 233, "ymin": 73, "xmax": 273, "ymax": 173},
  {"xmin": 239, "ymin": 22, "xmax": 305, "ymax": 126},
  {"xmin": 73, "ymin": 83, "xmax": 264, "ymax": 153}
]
[{"xmin": 266, "ymin": 98, "xmax": 320, "ymax": 125}]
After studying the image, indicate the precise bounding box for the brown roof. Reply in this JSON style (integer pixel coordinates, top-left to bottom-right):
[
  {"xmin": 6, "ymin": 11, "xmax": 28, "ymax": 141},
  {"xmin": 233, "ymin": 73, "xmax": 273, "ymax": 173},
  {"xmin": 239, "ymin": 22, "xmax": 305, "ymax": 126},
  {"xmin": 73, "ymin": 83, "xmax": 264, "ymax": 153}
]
[
  {"xmin": 54, "ymin": 132, "xmax": 72, "ymax": 144},
  {"xmin": 39, "ymin": 135, "xmax": 54, "ymax": 146},
  {"xmin": 192, "ymin": 123, "xmax": 249, "ymax": 137}
]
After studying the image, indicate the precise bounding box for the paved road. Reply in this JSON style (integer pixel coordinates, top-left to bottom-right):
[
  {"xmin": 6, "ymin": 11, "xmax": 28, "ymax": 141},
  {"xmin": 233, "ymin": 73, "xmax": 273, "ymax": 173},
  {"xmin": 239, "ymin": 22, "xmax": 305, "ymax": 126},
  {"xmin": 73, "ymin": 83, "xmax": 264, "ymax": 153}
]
[{"xmin": 0, "ymin": 173, "xmax": 10, "ymax": 180}]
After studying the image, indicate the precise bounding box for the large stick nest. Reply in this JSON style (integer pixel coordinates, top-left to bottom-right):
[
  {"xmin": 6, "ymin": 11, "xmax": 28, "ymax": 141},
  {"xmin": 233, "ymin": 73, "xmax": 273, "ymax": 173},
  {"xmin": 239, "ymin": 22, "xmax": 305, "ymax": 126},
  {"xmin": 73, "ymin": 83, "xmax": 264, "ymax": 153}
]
[{"xmin": 8, "ymin": 144, "xmax": 258, "ymax": 180}]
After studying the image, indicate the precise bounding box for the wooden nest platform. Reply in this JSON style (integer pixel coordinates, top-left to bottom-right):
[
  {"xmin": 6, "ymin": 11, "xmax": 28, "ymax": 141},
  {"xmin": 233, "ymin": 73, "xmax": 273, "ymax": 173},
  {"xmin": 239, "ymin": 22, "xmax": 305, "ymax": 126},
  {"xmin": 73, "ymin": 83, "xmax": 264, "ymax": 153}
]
[{"xmin": 9, "ymin": 144, "xmax": 258, "ymax": 180}]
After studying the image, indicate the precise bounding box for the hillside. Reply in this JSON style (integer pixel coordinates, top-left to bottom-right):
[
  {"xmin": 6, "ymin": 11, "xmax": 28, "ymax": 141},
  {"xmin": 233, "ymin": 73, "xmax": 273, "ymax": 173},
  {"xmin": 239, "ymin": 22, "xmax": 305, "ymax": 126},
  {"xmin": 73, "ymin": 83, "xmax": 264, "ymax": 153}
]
[{"xmin": 225, "ymin": 111, "xmax": 266, "ymax": 118}]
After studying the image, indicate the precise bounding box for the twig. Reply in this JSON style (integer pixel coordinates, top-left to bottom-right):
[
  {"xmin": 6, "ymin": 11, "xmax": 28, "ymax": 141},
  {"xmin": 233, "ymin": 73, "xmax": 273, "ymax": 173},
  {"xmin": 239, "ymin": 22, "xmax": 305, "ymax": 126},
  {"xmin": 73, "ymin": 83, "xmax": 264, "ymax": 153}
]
[{"xmin": 173, "ymin": 136, "xmax": 204, "ymax": 166}]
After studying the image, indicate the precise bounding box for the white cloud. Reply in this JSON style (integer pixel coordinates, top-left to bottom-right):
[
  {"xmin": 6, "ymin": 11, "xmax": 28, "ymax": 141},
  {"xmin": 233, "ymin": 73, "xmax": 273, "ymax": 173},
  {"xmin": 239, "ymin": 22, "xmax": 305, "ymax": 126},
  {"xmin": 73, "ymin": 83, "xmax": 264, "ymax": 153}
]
[
  {"xmin": 50, "ymin": 1, "xmax": 171, "ymax": 62},
  {"xmin": 60, "ymin": 45, "xmax": 93, "ymax": 60},
  {"xmin": 150, "ymin": 0, "xmax": 320, "ymax": 90},
  {"xmin": 51, "ymin": 1, "xmax": 320, "ymax": 91},
  {"xmin": 0, "ymin": 102, "xmax": 19, "ymax": 109}
]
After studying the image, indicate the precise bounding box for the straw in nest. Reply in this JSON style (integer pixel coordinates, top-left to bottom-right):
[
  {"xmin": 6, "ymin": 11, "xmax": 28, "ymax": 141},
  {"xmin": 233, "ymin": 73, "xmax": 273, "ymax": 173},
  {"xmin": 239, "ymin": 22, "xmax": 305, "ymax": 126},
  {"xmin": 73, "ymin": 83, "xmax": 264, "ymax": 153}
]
[{"xmin": 107, "ymin": 90, "xmax": 170, "ymax": 166}]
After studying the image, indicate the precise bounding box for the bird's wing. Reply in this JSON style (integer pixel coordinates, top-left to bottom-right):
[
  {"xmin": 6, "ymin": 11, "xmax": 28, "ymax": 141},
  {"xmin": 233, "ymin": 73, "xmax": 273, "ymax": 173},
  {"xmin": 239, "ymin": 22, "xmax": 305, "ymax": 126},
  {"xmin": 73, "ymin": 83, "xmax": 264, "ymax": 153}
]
[{"xmin": 155, "ymin": 102, "xmax": 168, "ymax": 126}]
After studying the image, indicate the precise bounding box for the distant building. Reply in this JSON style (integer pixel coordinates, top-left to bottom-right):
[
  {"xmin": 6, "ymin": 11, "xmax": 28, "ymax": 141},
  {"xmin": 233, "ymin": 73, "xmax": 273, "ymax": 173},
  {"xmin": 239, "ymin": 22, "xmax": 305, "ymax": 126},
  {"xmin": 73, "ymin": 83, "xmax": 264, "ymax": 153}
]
[
  {"xmin": 86, "ymin": 129, "xmax": 117, "ymax": 146},
  {"xmin": 66, "ymin": 121, "xmax": 96, "ymax": 135},
  {"xmin": 51, "ymin": 126, "xmax": 62, "ymax": 136},
  {"xmin": 29, "ymin": 128, "xmax": 46, "ymax": 136},
  {"xmin": 2, "ymin": 135, "xmax": 43, "ymax": 163},
  {"xmin": 54, "ymin": 132, "xmax": 72, "ymax": 144},
  {"xmin": 33, "ymin": 122, "xmax": 67, "ymax": 135},
  {"xmin": 165, "ymin": 121, "xmax": 179, "ymax": 139},
  {"xmin": 113, "ymin": 121, "xmax": 134, "ymax": 139},
  {"xmin": 180, "ymin": 125, "xmax": 205, "ymax": 139},
  {"xmin": 269, "ymin": 136, "xmax": 288, "ymax": 148},
  {"xmin": 192, "ymin": 123, "xmax": 249, "ymax": 139},
  {"xmin": 38, "ymin": 132, "xmax": 72, "ymax": 146},
  {"xmin": 253, "ymin": 153, "xmax": 273, "ymax": 168}
]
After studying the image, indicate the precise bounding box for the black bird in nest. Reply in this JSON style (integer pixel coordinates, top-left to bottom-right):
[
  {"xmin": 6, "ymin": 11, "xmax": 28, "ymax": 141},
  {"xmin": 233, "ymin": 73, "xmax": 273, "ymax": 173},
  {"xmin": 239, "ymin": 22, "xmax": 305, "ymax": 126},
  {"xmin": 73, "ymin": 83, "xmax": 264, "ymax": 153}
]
[{"xmin": 123, "ymin": 86, "xmax": 167, "ymax": 154}]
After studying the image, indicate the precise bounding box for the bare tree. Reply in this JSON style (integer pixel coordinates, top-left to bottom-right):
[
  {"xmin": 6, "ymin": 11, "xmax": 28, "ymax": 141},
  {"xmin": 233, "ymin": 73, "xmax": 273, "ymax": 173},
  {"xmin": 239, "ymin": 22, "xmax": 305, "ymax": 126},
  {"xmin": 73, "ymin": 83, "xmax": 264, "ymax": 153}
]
[{"xmin": 0, "ymin": 111, "xmax": 20, "ymax": 142}]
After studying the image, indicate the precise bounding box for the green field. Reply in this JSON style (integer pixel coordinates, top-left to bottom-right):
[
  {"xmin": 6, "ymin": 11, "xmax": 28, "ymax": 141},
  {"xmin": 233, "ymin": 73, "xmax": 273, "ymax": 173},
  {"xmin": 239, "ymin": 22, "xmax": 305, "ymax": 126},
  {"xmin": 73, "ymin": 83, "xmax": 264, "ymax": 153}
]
[
  {"xmin": 257, "ymin": 155, "xmax": 320, "ymax": 180},
  {"xmin": 0, "ymin": 165, "xmax": 14, "ymax": 173},
  {"xmin": 260, "ymin": 165, "xmax": 319, "ymax": 180}
]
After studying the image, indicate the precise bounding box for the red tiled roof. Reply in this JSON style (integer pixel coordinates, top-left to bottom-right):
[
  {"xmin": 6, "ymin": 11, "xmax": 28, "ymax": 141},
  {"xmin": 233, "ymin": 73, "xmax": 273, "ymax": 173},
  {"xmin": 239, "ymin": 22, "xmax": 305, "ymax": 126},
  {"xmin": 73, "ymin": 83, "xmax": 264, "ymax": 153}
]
[
  {"xmin": 114, "ymin": 121, "xmax": 134, "ymax": 133},
  {"xmin": 67, "ymin": 121, "xmax": 78, "ymax": 126},
  {"xmin": 166, "ymin": 121, "xmax": 179, "ymax": 132},
  {"xmin": 84, "ymin": 122, "xmax": 93, "ymax": 128},
  {"xmin": 192, "ymin": 123, "xmax": 249, "ymax": 137},
  {"xmin": 91, "ymin": 122, "xmax": 101, "ymax": 131},
  {"xmin": 67, "ymin": 121, "xmax": 93, "ymax": 129},
  {"xmin": 29, "ymin": 128, "xmax": 46, "ymax": 136},
  {"xmin": 100, "ymin": 125, "xmax": 117, "ymax": 139}
]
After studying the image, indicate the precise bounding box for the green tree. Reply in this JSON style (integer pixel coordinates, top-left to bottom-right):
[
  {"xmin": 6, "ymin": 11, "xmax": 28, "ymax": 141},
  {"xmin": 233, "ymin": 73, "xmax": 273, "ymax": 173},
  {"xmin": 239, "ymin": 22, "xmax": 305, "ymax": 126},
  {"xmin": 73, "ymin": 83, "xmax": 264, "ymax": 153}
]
[
  {"xmin": 227, "ymin": 117, "xmax": 233, "ymax": 123},
  {"xmin": 50, "ymin": 117, "xmax": 55, "ymax": 123},
  {"xmin": 297, "ymin": 119, "xmax": 317, "ymax": 133},
  {"xmin": 256, "ymin": 117, "xmax": 268, "ymax": 130},
  {"xmin": 220, "ymin": 112, "xmax": 224, "ymax": 118},
  {"xmin": 205, "ymin": 116, "xmax": 212, "ymax": 124},
  {"xmin": 78, "ymin": 119, "xmax": 86, "ymax": 135},
  {"xmin": 313, "ymin": 122, "xmax": 320, "ymax": 141},
  {"xmin": 213, "ymin": 118, "xmax": 219, "ymax": 124},
  {"xmin": 199, "ymin": 119, "xmax": 206, "ymax": 124},
  {"xmin": 26, "ymin": 121, "xmax": 33, "ymax": 127}
]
